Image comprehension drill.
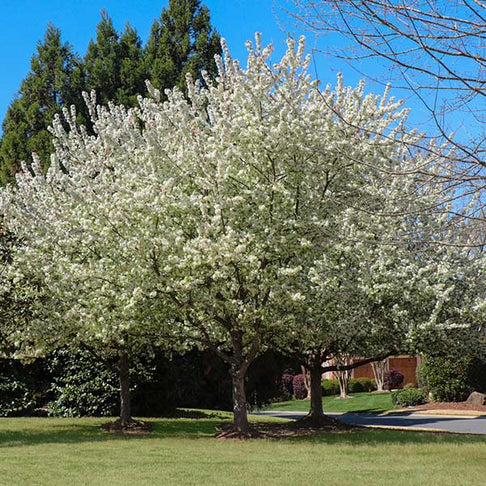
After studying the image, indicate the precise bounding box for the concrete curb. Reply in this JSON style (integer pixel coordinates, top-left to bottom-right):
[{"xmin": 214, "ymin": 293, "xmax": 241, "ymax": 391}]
[{"xmin": 382, "ymin": 409, "xmax": 486, "ymax": 418}]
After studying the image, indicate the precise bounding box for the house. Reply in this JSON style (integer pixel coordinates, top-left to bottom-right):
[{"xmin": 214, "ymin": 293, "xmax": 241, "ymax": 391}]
[{"xmin": 323, "ymin": 355, "xmax": 421, "ymax": 386}]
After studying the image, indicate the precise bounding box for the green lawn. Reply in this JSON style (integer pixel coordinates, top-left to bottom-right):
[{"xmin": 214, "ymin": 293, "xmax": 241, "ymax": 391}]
[
  {"xmin": 263, "ymin": 392, "xmax": 394, "ymax": 413},
  {"xmin": 1, "ymin": 412, "xmax": 485, "ymax": 486}
]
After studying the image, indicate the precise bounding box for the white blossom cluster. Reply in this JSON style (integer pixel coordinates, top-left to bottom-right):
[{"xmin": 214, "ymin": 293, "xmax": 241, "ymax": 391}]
[{"xmin": 0, "ymin": 34, "xmax": 474, "ymax": 368}]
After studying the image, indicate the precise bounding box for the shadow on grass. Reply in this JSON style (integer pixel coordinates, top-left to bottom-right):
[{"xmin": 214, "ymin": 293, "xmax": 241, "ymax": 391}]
[
  {"xmin": 0, "ymin": 411, "xmax": 485, "ymax": 448},
  {"xmin": 0, "ymin": 411, "xmax": 229, "ymax": 448}
]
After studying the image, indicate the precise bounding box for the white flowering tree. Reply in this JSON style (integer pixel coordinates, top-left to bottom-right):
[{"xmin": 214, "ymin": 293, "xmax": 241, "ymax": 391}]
[
  {"xmin": 2, "ymin": 33, "xmax": 476, "ymax": 434},
  {"xmin": 133, "ymin": 36, "xmax": 456, "ymax": 432},
  {"xmin": 278, "ymin": 167, "xmax": 465, "ymax": 422},
  {"xmin": 0, "ymin": 97, "xmax": 179, "ymax": 426},
  {"xmin": 0, "ymin": 224, "xmax": 52, "ymax": 361}
]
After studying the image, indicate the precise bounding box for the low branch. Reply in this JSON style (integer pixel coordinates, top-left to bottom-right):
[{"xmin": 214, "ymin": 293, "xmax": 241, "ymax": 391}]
[{"xmin": 321, "ymin": 351, "xmax": 395, "ymax": 373}]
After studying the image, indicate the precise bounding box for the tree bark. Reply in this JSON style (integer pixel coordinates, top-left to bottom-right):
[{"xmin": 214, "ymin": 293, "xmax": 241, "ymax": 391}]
[
  {"xmin": 119, "ymin": 349, "xmax": 131, "ymax": 426},
  {"xmin": 230, "ymin": 364, "xmax": 249, "ymax": 434},
  {"xmin": 308, "ymin": 364, "xmax": 324, "ymax": 418},
  {"xmin": 301, "ymin": 364, "xmax": 312, "ymax": 400},
  {"xmin": 337, "ymin": 370, "xmax": 350, "ymax": 399},
  {"xmin": 372, "ymin": 359, "xmax": 387, "ymax": 392}
]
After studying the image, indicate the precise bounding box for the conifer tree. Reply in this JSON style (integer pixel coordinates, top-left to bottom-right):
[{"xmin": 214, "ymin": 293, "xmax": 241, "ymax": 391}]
[
  {"xmin": 0, "ymin": 24, "xmax": 83, "ymax": 185},
  {"xmin": 144, "ymin": 0, "xmax": 221, "ymax": 94},
  {"xmin": 84, "ymin": 10, "xmax": 122, "ymax": 106},
  {"xmin": 117, "ymin": 24, "xmax": 146, "ymax": 107},
  {"xmin": 84, "ymin": 11, "xmax": 145, "ymax": 107}
]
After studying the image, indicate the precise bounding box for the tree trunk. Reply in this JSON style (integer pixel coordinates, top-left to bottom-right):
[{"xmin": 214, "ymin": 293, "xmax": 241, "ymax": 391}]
[
  {"xmin": 119, "ymin": 349, "xmax": 131, "ymax": 426},
  {"xmin": 230, "ymin": 365, "xmax": 249, "ymax": 434},
  {"xmin": 336, "ymin": 365, "xmax": 351, "ymax": 399},
  {"xmin": 372, "ymin": 359, "xmax": 388, "ymax": 392},
  {"xmin": 308, "ymin": 364, "xmax": 324, "ymax": 418},
  {"xmin": 337, "ymin": 370, "xmax": 350, "ymax": 399},
  {"xmin": 301, "ymin": 364, "xmax": 312, "ymax": 400}
]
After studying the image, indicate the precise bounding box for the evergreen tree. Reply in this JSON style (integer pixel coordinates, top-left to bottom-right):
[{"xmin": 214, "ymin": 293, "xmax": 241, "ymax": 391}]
[
  {"xmin": 84, "ymin": 11, "xmax": 145, "ymax": 107},
  {"xmin": 0, "ymin": 24, "xmax": 83, "ymax": 185},
  {"xmin": 144, "ymin": 0, "xmax": 221, "ymax": 94},
  {"xmin": 117, "ymin": 24, "xmax": 146, "ymax": 106},
  {"xmin": 84, "ymin": 10, "xmax": 121, "ymax": 106}
]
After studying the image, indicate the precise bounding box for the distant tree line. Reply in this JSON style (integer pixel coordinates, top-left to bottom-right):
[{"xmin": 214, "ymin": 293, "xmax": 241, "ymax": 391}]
[{"xmin": 0, "ymin": 0, "xmax": 221, "ymax": 185}]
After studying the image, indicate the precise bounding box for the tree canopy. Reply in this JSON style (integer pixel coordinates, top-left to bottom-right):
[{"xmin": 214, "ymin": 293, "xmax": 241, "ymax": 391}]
[
  {"xmin": 2, "ymin": 34, "xmax": 475, "ymax": 433},
  {"xmin": 144, "ymin": 0, "xmax": 221, "ymax": 93}
]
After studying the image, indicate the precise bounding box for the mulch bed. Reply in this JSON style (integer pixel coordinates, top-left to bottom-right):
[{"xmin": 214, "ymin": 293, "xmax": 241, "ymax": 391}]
[
  {"xmin": 216, "ymin": 416, "xmax": 360, "ymax": 440},
  {"xmin": 411, "ymin": 401, "xmax": 486, "ymax": 413}
]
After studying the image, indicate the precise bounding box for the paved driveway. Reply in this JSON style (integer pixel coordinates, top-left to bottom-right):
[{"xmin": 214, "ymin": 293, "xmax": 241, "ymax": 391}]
[{"xmin": 253, "ymin": 411, "xmax": 486, "ymax": 435}]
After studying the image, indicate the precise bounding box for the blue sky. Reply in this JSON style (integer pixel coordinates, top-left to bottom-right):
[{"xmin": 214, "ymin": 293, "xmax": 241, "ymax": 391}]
[
  {"xmin": 0, "ymin": 1, "xmax": 367, "ymax": 123},
  {"xmin": 1, "ymin": 0, "xmax": 438, "ymax": 136}
]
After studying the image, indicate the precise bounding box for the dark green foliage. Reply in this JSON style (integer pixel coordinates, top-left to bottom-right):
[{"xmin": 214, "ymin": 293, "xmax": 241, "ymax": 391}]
[
  {"xmin": 8, "ymin": 348, "xmax": 233, "ymax": 417},
  {"xmin": 321, "ymin": 377, "xmax": 376, "ymax": 395},
  {"xmin": 46, "ymin": 347, "xmax": 120, "ymax": 417},
  {"xmin": 246, "ymin": 352, "xmax": 298, "ymax": 408},
  {"xmin": 419, "ymin": 354, "xmax": 486, "ymax": 402},
  {"xmin": 321, "ymin": 378, "xmax": 339, "ymax": 396},
  {"xmin": 136, "ymin": 350, "xmax": 232, "ymax": 414},
  {"xmin": 84, "ymin": 11, "xmax": 145, "ymax": 107},
  {"xmin": 357, "ymin": 377, "xmax": 377, "ymax": 392},
  {"xmin": 117, "ymin": 24, "xmax": 147, "ymax": 106},
  {"xmin": 349, "ymin": 377, "xmax": 377, "ymax": 393},
  {"xmin": 468, "ymin": 356, "xmax": 486, "ymax": 393},
  {"xmin": 280, "ymin": 373, "xmax": 294, "ymax": 401},
  {"xmin": 2, "ymin": 346, "xmax": 301, "ymax": 416},
  {"xmin": 144, "ymin": 0, "xmax": 221, "ymax": 94},
  {"xmin": 46, "ymin": 346, "xmax": 184, "ymax": 417},
  {"xmin": 348, "ymin": 378, "xmax": 364, "ymax": 393},
  {"xmin": 0, "ymin": 359, "xmax": 50, "ymax": 416},
  {"xmin": 0, "ymin": 24, "xmax": 84, "ymax": 184},
  {"xmin": 0, "ymin": 225, "xmax": 48, "ymax": 359},
  {"xmin": 0, "ymin": 379, "xmax": 34, "ymax": 417},
  {"xmin": 391, "ymin": 388, "xmax": 427, "ymax": 407}
]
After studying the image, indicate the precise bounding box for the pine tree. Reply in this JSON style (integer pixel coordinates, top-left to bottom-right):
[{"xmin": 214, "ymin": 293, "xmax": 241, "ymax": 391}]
[
  {"xmin": 117, "ymin": 24, "xmax": 146, "ymax": 106},
  {"xmin": 84, "ymin": 11, "xmax": 145, "ymax": 107},
  {"xmin": 0, "ymin": 24, "xmax": 83, "ymax": 185},
  {"xmin": 144, "ymin": 0, "xmax": 221, "ymax": 94},
  {"xmin": 84, "ymin": 10, "xmax": 121, "ymax": 106}
]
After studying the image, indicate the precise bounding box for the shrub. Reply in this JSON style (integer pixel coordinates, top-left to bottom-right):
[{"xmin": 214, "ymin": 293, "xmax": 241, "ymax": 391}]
[
  {"xmin": 465, "ymin": 356, "xmax": 486, "ymax": 394},
  {"xmin": 404, "ymin": 382, "xmax": 416, "ymax": 389},
  {"xmin": 416, "ymin": 363, "xmax": 428, "ymax": 390},
  {"xmin": 355, "ymin": 377, "xmax": 377, "ymax": 392},
  {"xmin": 348, "ymin": 378, "xmax": 364, "ymax": 393},
  {"xmin": 321, "ymin": 379, "xmax": 339, "ymax": 396},
  {"xmin": 392, "ymin": 388, "xmax": 427, "ymax": 407},
  {"xmin": 293, "ymin": 374, "xmax": 308, "ymax": 399},
  {"xmin": 0, "ymin": 377, "xmax": 36, "ymax": 417},
  {"xmin": 0, "ymin": 358, "xmax": 50, "ymax": 417},
  {"xmin": 419, "ymin": 355, "xmax": 480, "ymax": 402},
  {"xmin": 280, "ymin": 373, "xmax": 294, "ymax": 401},
  {"xmin": 47, "ymin": 347, "xmax": 121, "ymax": 417},
  {"xmin": 384, "ymin": 369, "xmax": 404, "ymax": 390}
]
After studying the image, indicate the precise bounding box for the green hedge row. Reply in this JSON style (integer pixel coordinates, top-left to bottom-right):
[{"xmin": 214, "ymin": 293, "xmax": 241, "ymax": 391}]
[{"xmin": 321, "ymin": 377, "xmax": 377, "ymax": 396}]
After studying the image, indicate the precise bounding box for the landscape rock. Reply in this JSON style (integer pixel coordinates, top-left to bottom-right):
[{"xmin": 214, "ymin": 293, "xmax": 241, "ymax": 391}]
[{"xmin": 466, "ymin": 391, "xmax": 486, "ymax": 406}]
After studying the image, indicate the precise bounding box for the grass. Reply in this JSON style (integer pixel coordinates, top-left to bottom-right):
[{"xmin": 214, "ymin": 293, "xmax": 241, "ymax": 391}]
[
  {"xmin": 263, "ymin": 392, "xmax": 394, "ymax": 413},
  {"xmin": 1, "ymin": 411, "xmax": 485, "ymax": 486}
]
